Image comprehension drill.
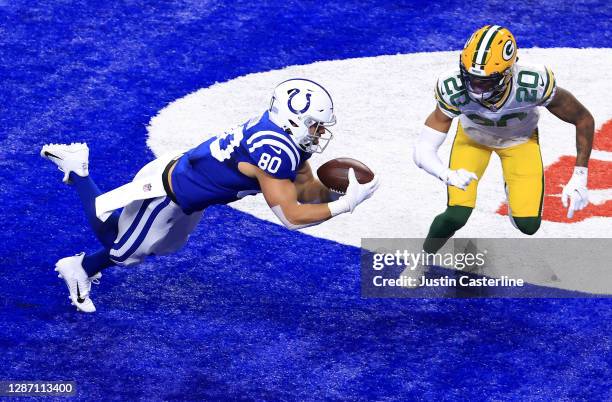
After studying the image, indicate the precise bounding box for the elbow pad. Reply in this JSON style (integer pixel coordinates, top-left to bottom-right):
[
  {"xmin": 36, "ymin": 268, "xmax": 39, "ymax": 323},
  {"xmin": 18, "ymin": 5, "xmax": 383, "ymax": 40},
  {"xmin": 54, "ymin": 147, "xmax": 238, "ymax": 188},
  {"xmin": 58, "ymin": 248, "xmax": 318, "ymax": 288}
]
[{"xmin": 413, "ymin": 125, "xmax": 448, "ymax": 181}]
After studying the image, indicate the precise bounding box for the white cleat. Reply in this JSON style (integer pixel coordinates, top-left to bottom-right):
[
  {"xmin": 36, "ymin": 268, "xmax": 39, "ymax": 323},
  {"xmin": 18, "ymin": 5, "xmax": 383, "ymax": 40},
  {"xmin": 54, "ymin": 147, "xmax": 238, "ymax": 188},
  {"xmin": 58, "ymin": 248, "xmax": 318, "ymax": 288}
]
[
  {"xmin": 40, "ymin": 142, "xmax": 89, "ymax": 184},
  {"xmin": 54, "ymin": 253, "xmax": 97, "ymax": 313}
]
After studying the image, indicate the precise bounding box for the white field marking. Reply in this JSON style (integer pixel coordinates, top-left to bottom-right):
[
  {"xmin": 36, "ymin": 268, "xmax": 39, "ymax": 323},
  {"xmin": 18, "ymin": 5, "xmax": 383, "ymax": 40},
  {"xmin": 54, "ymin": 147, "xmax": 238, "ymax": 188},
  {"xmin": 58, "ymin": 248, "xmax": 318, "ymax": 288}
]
[
  {"xmin": 590, "ymin": 149, "xmax": 612, "ymax": 161},
  {"xmin": 585, "ymin": 189, "xmax": 612, "ymax": 206},
  {"xmin": 547, "ymin": 189, "xmax": 612, "ymax": 207},
  {"xmin": 147, "ymin": 48, "xmax": 612, "ymax": 247},
  {"xmin": 547, "ymin": 189, "xmax": 612, "ymax": 206}
]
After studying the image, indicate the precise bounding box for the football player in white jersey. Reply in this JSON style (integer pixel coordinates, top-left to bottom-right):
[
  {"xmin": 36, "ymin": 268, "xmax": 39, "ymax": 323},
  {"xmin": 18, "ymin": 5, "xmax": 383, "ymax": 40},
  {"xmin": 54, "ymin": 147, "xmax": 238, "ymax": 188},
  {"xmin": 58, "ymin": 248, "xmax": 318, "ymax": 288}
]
[{"xmin": 413, "ymin": 25, "xmax": 594, "ymax": 254}]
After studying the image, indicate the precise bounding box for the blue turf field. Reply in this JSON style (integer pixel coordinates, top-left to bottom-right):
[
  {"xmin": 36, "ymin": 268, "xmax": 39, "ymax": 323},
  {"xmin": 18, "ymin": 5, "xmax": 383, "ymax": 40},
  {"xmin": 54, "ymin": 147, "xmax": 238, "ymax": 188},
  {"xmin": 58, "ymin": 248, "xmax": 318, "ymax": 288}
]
[{"xmin": 1, "ymin": 1, "xmax": 611, "ymax": 400}]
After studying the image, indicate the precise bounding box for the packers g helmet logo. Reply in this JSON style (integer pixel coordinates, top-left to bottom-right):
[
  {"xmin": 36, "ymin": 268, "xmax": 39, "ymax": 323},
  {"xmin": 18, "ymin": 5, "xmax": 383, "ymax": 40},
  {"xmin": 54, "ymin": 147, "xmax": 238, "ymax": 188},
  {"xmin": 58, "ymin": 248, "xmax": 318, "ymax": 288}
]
[
  {"xmin": 287, "ymin": 88, "xmax": 312, "ymax": 114},
  {"xmin": 502, "ymin": 40, "xmax": 515, "ymax": 61}
]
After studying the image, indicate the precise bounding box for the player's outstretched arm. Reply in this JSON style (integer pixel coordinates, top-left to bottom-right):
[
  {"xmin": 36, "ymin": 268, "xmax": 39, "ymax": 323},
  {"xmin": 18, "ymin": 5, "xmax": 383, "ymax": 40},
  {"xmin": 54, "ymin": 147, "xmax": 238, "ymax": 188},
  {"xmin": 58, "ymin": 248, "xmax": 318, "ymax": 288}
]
[
  {"xmin": 258, "ymin": 170, "xmax": 333, "ymax": 228},
  {"xmin": 546, "ymin": 87, "xmax": 595, "ymax": 168},
  {"xmin": 413, "ymin": 107, "xmax": 478, "ymax": 190},
  {"xmin": 240, "ymin": 162, "xmax": 379, "ymax": 230},
  {"xmin": 293, "ymin": 161, "xmax": 339, "ymax": 204},
  {"xmin": 546, "ymin": 87, "xmax": 595, "ymax": 218}
]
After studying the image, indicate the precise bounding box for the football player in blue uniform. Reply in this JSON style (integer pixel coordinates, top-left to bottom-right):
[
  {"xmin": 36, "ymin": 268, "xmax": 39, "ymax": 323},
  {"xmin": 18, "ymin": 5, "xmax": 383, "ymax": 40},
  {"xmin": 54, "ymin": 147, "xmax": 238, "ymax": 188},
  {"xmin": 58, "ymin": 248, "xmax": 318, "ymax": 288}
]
[{"xmin": 41, "ymin": 79, "xmax": 380, "ymax": 312}]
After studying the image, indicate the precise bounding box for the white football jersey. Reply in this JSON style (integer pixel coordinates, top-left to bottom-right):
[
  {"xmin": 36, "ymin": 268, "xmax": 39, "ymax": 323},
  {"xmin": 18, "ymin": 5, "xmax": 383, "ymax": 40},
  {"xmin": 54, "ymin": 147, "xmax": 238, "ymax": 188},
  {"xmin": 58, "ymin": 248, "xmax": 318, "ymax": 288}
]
[{"xmin": 435, "ymin": 63, "xmax": 556, "ymax": 148}]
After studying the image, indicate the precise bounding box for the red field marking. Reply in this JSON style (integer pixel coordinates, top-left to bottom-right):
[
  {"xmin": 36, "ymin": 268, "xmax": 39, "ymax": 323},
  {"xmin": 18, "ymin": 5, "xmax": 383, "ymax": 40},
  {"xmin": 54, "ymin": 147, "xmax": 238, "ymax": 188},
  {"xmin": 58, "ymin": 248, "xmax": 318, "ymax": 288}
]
[
  {"xmin": 497, "ymin": 119, "xmax": 612, "ymax": 222},
  {"xmin": 593, "ymin": 119, "xmax": 612, "ymax": 151}
]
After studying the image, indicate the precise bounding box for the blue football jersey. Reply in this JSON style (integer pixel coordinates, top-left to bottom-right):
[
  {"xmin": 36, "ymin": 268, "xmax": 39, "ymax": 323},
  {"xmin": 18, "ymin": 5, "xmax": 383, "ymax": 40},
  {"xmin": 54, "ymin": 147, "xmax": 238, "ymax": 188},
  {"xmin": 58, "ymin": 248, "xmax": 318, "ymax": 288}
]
[{"xmin": 171, "ymin": 111, "xmax": 311, "ymax": 213}]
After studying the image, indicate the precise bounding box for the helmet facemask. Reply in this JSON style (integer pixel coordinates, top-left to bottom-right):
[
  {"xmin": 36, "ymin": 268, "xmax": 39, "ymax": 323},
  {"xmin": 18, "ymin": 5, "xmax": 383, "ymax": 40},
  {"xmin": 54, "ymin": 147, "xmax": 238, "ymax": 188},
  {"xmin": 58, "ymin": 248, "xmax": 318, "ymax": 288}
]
[
  {"xmin": 298, "ymin": 116, "xmax": 336, "ymax": 153},
  {"xmin": 460, "ymin": 63, "xmax": 512, "ymax": 106}
]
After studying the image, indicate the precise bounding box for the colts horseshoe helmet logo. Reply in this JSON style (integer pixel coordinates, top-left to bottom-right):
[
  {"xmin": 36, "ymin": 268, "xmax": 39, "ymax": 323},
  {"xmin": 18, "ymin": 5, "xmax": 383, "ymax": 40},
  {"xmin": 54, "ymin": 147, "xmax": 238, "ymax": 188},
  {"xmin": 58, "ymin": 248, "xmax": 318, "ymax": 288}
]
[
  {"xmin": 287, "ymin": 88, "xmax": 312, "ymax": 114},
  {"xmin": 502, "ymin": 40, "xmax": 515, "ymax": 61}
]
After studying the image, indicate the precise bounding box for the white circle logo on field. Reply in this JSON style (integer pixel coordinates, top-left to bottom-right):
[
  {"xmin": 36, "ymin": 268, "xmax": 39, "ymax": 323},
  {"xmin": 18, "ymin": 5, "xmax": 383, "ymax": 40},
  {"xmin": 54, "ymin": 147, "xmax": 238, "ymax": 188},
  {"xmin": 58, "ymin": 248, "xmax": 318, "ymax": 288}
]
[{"xmin": 148, "ymin": 48, "xmax": 612, "ymax": 248}]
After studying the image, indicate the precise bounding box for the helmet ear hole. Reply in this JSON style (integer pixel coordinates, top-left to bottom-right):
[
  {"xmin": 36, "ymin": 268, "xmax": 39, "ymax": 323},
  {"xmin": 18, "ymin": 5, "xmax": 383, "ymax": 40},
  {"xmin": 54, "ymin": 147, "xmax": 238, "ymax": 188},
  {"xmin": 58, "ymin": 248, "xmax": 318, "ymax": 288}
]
[{"xmin": 288, "ymin": 119, "xmax": 299, "ymax": 128}]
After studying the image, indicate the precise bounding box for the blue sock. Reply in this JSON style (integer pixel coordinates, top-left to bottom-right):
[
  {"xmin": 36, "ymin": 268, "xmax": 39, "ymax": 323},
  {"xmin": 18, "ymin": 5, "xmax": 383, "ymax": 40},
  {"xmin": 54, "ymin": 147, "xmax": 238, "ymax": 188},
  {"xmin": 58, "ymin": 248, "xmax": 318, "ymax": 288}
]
[
  {"xmin": 70, "ymin": 173, "xmax": 120, "ymax": 249},
  {"xmin": 82, "ymin": 249, "xmax": 115, "ymax": 277}
]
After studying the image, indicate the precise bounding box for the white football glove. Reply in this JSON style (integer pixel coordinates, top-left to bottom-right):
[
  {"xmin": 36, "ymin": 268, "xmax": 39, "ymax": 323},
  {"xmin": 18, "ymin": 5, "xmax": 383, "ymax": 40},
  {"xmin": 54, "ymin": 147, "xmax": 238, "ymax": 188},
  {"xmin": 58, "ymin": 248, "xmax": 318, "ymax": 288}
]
[
  {"xmin": 561, "ymin": 167, "xmax": 589, "ymax": 219},
  {"xmin": 443, "ymin": 168, "xmax": 478, "ymax": 191},
  {"xmin": 329, "ymin": 168, "xmax": 381, "ymax": 216}
]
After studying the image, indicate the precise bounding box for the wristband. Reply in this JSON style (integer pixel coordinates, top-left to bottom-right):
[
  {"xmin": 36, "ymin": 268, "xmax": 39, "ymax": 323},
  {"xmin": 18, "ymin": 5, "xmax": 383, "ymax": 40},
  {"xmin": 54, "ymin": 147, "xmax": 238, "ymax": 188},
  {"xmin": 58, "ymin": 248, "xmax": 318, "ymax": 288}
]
[
  {"xmin": 569, "ymin": 166, "xmax": 588, "ymax": 187},
  {"xmin": 573, "ymin": 166, "xmax": 588, "ymax": 176},
  {"xmin": 328, "ymin": 198, "xmax": 351, "ymax": 217}
]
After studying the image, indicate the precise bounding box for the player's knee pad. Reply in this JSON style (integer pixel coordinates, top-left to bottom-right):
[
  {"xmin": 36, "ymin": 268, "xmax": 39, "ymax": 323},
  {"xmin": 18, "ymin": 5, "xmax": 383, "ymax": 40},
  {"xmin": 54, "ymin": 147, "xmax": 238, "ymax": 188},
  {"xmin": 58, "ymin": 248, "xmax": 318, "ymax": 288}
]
[{"xmin": 512, "ymin": 216, "xmax": 541, "ymax": 235}]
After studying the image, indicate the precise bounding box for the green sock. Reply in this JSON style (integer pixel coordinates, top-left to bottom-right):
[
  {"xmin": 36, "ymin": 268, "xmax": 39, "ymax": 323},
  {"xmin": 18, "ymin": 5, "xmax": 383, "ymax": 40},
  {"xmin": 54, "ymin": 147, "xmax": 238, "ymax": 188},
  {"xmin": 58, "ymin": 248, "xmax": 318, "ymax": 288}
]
[
  {"xmin": 423, "ymin": 206, "xmax": 473, "ymax": 253},
  {"xmin": 512, "ymin": 216, "xmax": 541, "ymax": 235}
]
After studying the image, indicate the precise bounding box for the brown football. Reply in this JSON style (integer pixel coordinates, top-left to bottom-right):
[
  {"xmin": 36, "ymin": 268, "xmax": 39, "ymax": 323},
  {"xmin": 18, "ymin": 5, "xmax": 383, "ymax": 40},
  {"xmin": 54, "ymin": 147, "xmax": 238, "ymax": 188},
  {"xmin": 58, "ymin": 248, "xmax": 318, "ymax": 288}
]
[{"xmin": 316, "ymin": 157, "xmax": 375, "ymax": 193}]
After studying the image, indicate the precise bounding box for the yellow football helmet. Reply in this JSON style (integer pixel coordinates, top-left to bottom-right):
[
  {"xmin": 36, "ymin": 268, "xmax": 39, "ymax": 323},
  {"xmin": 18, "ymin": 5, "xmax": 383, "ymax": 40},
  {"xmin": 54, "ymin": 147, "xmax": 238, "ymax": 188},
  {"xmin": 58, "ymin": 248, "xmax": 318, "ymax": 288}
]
[{"xmin": 460, "ymin": 25, "xmax": 517, "ymax": 105}]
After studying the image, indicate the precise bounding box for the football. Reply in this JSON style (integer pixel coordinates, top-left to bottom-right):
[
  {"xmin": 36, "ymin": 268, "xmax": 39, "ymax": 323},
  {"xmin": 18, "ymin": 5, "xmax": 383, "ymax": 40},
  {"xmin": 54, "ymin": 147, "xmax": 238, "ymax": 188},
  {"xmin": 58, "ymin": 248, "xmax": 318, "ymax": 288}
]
[{"xmin": 316, "ymin": 157, "xmax": 375, "ymax": 193}]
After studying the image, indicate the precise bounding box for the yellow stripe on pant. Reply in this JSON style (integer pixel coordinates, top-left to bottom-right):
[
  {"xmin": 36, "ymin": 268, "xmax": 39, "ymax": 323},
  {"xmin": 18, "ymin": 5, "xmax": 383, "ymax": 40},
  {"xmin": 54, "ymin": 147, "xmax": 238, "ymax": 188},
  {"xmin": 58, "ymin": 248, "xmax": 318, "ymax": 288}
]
[{"xmin": 448, "ymin": 123, "xmax": 543, "ymax": 218}]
